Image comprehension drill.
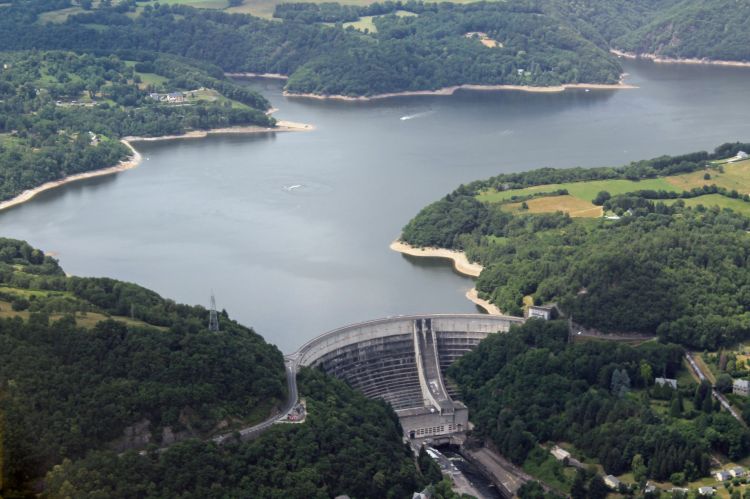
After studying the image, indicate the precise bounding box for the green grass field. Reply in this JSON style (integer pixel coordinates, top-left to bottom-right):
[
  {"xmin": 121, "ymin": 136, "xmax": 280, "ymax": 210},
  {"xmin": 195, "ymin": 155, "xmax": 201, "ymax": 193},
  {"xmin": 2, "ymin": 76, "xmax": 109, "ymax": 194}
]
[
  {"xmin": 342, "ymin": 10, "xmax": 417, "ymax": 33},
  {"xmin": 478, "ymin": 158, "xmax": 750, "ymax": 218},
  {"xmin": 136, "ymin": 72, "xmax": 169, "ymax": 88},
  {"xmin": 478, "ymin": 177, "xmax": 681, "ymax": 204},
  {"xmin": 38, "ymin": 6, "xmax": 86, "ymax": 23},
  {"xmin": 664, "ymin": 194, "xmax": 750, "ymax": 216},
  {"xmin": 135, "ymin": 0, "xmax": 486, "ymax": 19}
]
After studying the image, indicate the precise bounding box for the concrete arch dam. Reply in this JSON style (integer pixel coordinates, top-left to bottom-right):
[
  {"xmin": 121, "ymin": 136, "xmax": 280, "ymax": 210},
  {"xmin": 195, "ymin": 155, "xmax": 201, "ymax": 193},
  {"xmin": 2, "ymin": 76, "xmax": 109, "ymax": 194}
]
[{"xmin": 288, "ymin": 314, "xmax": 524, "ymax": 444}]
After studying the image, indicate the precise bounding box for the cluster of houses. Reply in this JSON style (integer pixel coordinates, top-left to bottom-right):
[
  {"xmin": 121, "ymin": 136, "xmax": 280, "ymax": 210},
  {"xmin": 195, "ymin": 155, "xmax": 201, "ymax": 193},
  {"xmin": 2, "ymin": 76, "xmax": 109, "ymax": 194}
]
[
  {"xmin": 714, "ymin": 466, "xmax": 746, "ymax": 482},
  {"xmin": 556, "ymin": 442, "xmax": 746, "ymax": 497},
  {"xmin": 148, "ymin": 91, "xmax": 186, "ymax": 103}
]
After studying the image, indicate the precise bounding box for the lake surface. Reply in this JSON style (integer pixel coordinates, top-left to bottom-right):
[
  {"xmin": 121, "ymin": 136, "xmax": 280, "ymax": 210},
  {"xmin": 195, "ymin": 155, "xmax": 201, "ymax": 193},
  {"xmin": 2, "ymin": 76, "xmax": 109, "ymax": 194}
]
[{"xmin": 2, "ymin": 59, "xmax": 749, "ymax": 352}]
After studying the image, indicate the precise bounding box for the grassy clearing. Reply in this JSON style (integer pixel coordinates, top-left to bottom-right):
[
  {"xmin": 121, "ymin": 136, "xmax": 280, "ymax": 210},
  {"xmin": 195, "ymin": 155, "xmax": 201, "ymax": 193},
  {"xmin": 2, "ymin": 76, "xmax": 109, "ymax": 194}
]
[
  {"xmin": 666, "ymin": 159, "xmax": 750, "ymax": 194},
  {"xmin": 503, "ymin": 195, "xmax": 603, "ymax": 217},
  {"xmin": 662, "ymin": 194, "xmax": 750, "ymax": 216},
  {"xmin": 0, "ymin": 300, "xmax": 167, "ymax": 330},
  {"xmin": 478, "ymin": 177, "xmax": 680, "ymax": 204},
  {"xmin": 232, "ymin": 0, "xmax": 481, "ymax": 19},
  {"xmin": 136, "ymin": 72, "xmax": 169, "ymax": 88},
  {"xmin": 522, "ymin": 452, "xmax": 574, "ymax": 494},
  {"xmin": 343, "ymin": 10, "xmax": 417, "ymax": 33},
  {"xmin": 478, "ymin": 159, "xmax": 750, "ymax": 218},
  {"xmin": 38, "ymin": 6, "xmax": 85, "ymax": 23},
  {"xmin": 141, "ymin": 0, "xmax": 229, "ymax": 7}
]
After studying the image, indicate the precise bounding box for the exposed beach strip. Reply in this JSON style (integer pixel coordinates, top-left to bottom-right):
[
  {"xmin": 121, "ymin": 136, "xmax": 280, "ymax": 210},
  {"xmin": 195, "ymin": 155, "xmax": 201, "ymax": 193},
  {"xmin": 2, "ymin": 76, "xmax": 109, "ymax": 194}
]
[
  {"xmin": 122, "ymin": 121, "xmax": 314, "ymax": 142},
  {"xmin": 0, "ymin": 122, "xmax": 313, "ymax": 212},
  {"xmin": 389, "ymin": 240, "xmax": 501, "ymax": 315},
  {"xmin": 284, "ymin": 79, "xmax": 636, "ymax": 102},
  {"xmin": 225, "ymin": 72, "xmax": 290, "ymax": 80},
  {"xmin": 610, "ymin": 49, "xmax": 750, "ymax": 68},
  {"xmin": 0, "ymin": 141, "xmax": 142, "ymax": 212}
]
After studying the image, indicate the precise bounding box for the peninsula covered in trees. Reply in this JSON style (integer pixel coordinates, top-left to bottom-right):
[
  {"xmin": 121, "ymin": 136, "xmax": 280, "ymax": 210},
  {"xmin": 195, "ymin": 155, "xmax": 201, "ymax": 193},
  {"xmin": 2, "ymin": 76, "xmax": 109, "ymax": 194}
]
[
  {"xmin": 400, "ymin": 142, "xmax": 750, "ymax": 349},
  {"xmin": 0, "ymin": 49, "xmax": 274, "ymax": 202}
]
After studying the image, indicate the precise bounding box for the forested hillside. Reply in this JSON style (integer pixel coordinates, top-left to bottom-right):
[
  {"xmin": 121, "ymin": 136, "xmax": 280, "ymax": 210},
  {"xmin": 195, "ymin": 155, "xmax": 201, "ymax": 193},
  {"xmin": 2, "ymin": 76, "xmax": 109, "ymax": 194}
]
[
  {"xmin": 0, "ymin": 238, "xmax": 286, "ymax": 495},
  {"xmin": 612, "ymin": 0, "xmax": 750, "ymax": 62},
  {"xmin": 0, "ymin": 0, "xmax": 625, "ymax": 97},
  {"xmin": 401, "ymin": 143, "xmax": 750, "ymax": 349},
  {"xmin": 37, "ymin": 368, "xmax": 444, "ymax": 499},
  {"xmin": 449, "ymin": 320, "xmax": 750, "ymax": 485},
  {"xmin": 0, "ymin": 50, "xmax": 273, "ymax": 202}
]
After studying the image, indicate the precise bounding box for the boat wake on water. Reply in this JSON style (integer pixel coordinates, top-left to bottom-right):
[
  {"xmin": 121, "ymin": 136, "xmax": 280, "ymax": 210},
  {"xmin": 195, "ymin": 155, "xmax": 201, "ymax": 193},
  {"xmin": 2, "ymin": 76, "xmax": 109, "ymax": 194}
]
[{"xmin": 400, "ymin": 110, "xmax": 434, "ymax": 121}]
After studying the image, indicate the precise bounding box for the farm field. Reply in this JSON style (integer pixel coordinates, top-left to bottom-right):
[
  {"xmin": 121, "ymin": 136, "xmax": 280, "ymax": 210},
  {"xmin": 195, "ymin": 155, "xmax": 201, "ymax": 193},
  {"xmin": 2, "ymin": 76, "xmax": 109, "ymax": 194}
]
[
  {"xmin": 664, "ymin": 194, "xmax": 750, "ymax": 216},
  {"xmin": 477, "ymin": 157, "xmax": 750, "ymax": 218},
  {"xmin": 502, "ymin": 194, "xmax": 603, "ymax": 217},
  {"xmin": 342, "ymin": 10, "xmax": 417, "ymax": 33},
  {"xmin": 666, "ymin": 158, "xmax": 750, "ymax": 193},
  {"xmin": 0, "ymin": 299, "xmax": 167, "ymax": 330}
]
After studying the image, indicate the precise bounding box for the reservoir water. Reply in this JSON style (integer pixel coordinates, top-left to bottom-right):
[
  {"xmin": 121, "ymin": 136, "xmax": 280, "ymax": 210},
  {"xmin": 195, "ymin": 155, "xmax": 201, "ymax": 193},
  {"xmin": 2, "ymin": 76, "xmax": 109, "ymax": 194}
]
[{"xmin": 1, "ymin": 59, "xmax": 749, "ymax": 352}]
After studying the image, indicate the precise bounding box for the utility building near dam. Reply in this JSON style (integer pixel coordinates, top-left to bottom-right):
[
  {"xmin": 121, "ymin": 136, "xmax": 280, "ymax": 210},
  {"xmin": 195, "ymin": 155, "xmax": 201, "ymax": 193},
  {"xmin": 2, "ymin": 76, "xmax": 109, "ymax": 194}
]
[{"xmin": 289, "ymin": 314, "xmax": 524, "ymax": 446}]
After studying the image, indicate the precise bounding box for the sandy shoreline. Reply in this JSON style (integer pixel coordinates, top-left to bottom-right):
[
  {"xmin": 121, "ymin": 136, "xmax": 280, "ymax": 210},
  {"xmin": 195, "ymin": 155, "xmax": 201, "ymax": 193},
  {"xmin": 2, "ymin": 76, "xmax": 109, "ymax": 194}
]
[
  {"xmin": 390, "ymin": 240, "xmax": 501, "ymax": 315},
  {"xmin": 0, "ymin": 141, "xmax": 143, "ymax": 212},
  {"xmin": 284, "ymin": 79, "xmax": 636, "ymax": 101},
  {"xmin": 123, "ymin": 121, "xmax": 313, "ymax": 142},
  {"xmin": 0, "ymin": 122, "xmax": 313, "ymax": 212},
  {"xmin": 226, "ymin": 72, "xmax": 289, "ymax": 80},
  {"xmin": 610, "ymin": 49, "xmax": 750, "ymax": 68}
]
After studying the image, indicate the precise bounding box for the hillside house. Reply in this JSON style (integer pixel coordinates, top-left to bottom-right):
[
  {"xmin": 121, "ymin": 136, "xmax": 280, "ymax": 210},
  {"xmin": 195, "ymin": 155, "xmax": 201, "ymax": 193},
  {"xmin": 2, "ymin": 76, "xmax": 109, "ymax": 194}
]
[
  {"xmin": 730, "ymin": 466, "xmax": 745, "ymax": 478},
  {"xmin": 604, "ymin": 475, "xmax": 621, "ymax": 490},
  {"xmin": 550, "ymin": 446, "xmax": 570, "ymax": 461},
  {"xmin": 655, "ymin": 377, "xmax": 677, "ymax": 389},
  {"xmin": 734, "ymin": 379, "xmax": 750, "ymax": 396},
  {"xmin": 715, "ymin": 470, "xmax": 731, "ymax": 481}
]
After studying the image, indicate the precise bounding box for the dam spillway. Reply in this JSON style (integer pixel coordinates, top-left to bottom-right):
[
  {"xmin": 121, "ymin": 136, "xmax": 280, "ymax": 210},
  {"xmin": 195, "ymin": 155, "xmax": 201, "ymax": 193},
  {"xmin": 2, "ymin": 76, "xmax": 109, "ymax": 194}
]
[{"xmin": 289, "ymin": 314, "xmax": 525, "ymax": 444}]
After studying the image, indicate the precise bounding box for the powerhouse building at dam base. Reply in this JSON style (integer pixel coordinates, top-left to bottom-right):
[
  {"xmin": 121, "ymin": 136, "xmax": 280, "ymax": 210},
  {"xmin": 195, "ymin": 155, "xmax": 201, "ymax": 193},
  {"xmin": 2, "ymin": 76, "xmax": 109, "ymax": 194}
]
[{"xmin": 287, "ymin": 314, "xmax": 525, "ymax": 446}]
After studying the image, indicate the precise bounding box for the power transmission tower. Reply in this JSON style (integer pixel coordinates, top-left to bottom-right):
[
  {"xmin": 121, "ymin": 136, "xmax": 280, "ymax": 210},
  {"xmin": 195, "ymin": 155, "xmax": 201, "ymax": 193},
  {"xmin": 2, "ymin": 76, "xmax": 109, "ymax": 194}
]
[{"xmin": 208, "ymin": 292, "xmax": 220, "ymax": 332}]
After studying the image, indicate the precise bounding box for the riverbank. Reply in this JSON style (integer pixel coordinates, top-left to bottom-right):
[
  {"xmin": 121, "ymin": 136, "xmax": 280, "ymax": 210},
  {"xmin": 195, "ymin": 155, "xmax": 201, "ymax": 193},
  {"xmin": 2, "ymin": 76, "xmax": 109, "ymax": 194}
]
[
  {"xmin": 389, "ymin": 240, "xmax": 501, "ymax": 315},
  {"xmin": 0, "ymin": 121, "xmax": 313, "ymax": 212},
  {"xmin": 284, "ymin": 79, "xmax": 636, "ymax": 101},
  {"xmin": 123, "ymin": 121, "xmax": 313, "ymax": 142},
  {"xmin": 611, "ymin": 49, "xmax": 750, "ymax": 68},
  {"xmin": 0, "ymin": 141, "xmax": 143, "ymax": 212}
]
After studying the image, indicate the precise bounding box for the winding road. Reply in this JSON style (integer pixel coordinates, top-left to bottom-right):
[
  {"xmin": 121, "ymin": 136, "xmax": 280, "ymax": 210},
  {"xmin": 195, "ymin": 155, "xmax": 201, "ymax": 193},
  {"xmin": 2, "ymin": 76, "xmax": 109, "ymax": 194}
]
[
  {"xmin": 684, "ymin": 352, "xmax": 745, "ymax": 427},
  {"xmin": 210, "ymin": 358, "xmax": 299, "ymax": 446}
]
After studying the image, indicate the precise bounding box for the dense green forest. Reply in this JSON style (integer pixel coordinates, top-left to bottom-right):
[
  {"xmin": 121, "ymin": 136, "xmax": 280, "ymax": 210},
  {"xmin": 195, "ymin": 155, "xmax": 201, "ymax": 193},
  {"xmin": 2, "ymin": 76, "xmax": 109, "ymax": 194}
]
[
  {"xmin": 0, "ymin": 0, "xmax": 624, "ymax": 97},
  {"xmin": 0, "ymin": 238, "xmax": 287, "ymax": 495},
  {"xmin": 612, "ymin": 0, "xmax": 750, "ymax": 61},
  {"xmin": 0, "ymin": 49, "xmax": 273, "ymax": 202},
  {"xmin": 449, "ymin": 320, "xmax": 750, "ymax": 483},
  {"xmin": 36, "ymin": 368, "xmax": 445, "ymax": 499},
  {"xmin": 401, "ymin": 143, "xmax": 750, "ymax": 349}
]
